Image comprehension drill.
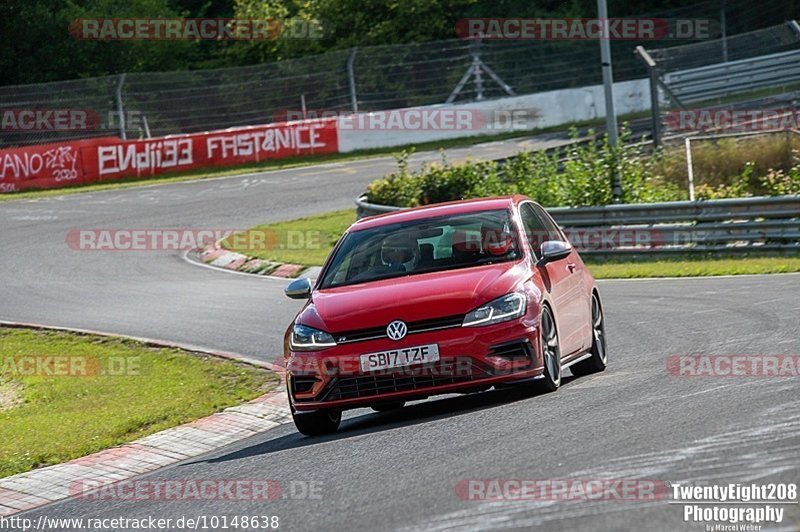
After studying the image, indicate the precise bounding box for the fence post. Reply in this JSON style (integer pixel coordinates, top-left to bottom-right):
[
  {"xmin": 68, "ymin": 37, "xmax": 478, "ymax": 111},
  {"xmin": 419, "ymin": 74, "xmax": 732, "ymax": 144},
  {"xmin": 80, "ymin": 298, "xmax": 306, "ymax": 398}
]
[
  {"xmin": 598, "ymin": 0, "xmax": 621, "ymax": 203},
  {"xmin": 115, "ymin": 73, "xmax": 127, "ymax": 141},
  {"xmin": 720, "ymin": 0, "xmax": 728, "ymax": 62},
  {"xmin": 648, "ymin": 67, "xmax": 661, "ymax": 148},
  {"xmin": 142, "ymin": 115, "xmax": 151, "ymax": 138},
  {"xmin": 685, "ymin": 137, "xmax": 695, "ymax": 201},
  {"xmin": 347, "ymin": 47, "xmax": 358, "ymax": 112},
  {"xmin": 635, "ymin": 46, "xmax": 661, "ymax": 148}
]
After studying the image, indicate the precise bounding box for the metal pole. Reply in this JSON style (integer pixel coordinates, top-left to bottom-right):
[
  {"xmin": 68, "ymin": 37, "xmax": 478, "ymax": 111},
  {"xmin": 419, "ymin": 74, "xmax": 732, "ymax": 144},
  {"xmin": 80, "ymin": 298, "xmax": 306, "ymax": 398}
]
[
  {"xmin": 472, "ymin": 39, "xmax": 484, "ymax": 101},
  {"xmin": 115, "ymin": 73, "xmax": 127, "ymax": 141},
  {"xmin": 635, "ymin": 46, "xmax": 661, "ymax": 148},
  {"xmin": 300, "ymin": 94, "xmax": 307, "ymax": 119},
  {"xmin": 649, "ymin": 66, "xmax": 661, "ymax": 148},
  {"xmin": 347, "ymin": 47, "xmax": 359, "ymax": 113},
  {"xmin": 598, "ymin": 0, "xmax": 621, "ymax": 202},
  {"xmin": 142, "ymin": 115, "xmax": 151, "ymax": 138},
  {"xmin": 720, "ymin": 0, "xmax": 728, "ymax": 62},
  {"xmin": 685, "ymin": 137, "xmax": 695, "ymax": 201}
]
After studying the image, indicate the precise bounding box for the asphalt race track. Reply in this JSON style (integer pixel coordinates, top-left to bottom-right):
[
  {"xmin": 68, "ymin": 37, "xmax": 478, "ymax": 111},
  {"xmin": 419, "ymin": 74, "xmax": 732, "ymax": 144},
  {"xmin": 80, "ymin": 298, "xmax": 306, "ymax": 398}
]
[
  {"xmin": 0, "ymin": 133, "xmax": 577, "ymax": 359},
  {"xmin": 1, "ymin": 134, "xmax": 798, "ymax": 531}
]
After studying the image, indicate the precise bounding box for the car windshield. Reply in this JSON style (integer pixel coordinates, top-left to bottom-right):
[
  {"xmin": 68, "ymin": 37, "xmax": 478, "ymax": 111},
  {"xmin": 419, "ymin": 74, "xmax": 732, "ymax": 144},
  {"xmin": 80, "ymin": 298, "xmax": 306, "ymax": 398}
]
[{"xmin": 318, "ymin": 208, "xmax": 520, "ymax": 289}]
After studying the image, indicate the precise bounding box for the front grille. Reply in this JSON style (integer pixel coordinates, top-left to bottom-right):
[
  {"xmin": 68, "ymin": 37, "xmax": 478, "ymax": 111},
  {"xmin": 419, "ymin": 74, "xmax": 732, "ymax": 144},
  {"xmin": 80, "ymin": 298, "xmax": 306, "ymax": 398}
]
[
  {"xmin": 311, "ymin": 360, "xmax": 493, "ymax": 401},
  {"xmin": 488, "ymin": 339, "xmax": 533, "ymax": 360},
  {"xmin": 332, "ymin": 314, "xmax": 464, "ymax": 344}
]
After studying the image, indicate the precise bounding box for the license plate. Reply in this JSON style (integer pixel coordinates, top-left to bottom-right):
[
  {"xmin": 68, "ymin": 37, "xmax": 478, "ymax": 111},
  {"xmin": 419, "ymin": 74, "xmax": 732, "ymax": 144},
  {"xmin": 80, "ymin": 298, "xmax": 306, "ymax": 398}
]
[{"xmin": 360, "ymin": 344, "xmax": 440, "ymax": 372}]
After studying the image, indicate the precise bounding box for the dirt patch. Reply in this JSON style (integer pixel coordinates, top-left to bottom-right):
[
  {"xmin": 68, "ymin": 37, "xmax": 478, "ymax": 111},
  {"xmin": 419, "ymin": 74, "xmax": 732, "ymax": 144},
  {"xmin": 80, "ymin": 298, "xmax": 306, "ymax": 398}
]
[{"xmin": 0, "ymin": 379, "xmax": 22, "ymax": 411}]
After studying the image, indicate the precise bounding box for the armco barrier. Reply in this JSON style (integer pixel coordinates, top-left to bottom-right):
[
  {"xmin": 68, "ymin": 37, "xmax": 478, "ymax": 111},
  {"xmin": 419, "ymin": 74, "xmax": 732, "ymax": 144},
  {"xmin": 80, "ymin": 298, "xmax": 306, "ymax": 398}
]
[
  {"xmin": 354, "ymin": 195, "xmax": 800, "ymax": 256},
  {"xmin": 0, "ymin": 119, "xmax": 338, "ymax": 193}
]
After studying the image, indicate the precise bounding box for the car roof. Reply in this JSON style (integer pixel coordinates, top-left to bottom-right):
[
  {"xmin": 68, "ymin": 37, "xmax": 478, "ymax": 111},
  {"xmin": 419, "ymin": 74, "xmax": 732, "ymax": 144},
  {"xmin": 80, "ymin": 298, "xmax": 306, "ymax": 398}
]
[{"xmin": 351, "ymin": 195, "xmax": 526, "ymax": 232}]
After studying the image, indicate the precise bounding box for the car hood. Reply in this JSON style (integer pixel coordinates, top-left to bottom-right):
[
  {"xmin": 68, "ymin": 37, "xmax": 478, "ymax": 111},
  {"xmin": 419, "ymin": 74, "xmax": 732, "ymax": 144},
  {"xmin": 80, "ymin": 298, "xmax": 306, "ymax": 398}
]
[{"xmin": 299, "ymin": 261, "xmax": 528, "ymax": 332}]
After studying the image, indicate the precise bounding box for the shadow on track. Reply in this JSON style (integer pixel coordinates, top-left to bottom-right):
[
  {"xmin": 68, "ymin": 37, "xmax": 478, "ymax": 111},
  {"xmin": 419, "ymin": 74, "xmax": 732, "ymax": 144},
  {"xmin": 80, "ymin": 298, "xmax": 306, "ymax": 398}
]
[{"xmin": 195, "ymin": 376, "xmax": 576, "ymax": 465}]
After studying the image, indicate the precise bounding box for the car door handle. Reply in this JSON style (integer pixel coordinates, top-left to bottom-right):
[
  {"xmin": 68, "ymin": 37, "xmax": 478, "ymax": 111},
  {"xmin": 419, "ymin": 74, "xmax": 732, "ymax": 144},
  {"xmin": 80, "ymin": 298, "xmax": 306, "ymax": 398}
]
[{"xmin": 567, "ymin": 263, "xmax": 577, "ymax": 273}]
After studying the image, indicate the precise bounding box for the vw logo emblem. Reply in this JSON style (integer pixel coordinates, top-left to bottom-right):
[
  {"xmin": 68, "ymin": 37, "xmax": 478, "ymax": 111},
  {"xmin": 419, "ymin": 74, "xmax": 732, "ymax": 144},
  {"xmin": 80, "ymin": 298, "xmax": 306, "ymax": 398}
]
[{"xmin": 386, "ymin": 320, "xmax": 408, "ymax": 341}]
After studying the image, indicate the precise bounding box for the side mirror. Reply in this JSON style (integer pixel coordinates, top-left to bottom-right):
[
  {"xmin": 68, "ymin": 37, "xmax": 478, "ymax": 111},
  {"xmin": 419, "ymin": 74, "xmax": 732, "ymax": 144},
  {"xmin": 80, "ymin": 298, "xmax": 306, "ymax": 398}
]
[
  {"xmin": 285, "ymin": 277, "xmax": 312, "ymax": 299},
  {"xmin": 537, "ymin": 240, "xmax": 572, "ymax": 267}
]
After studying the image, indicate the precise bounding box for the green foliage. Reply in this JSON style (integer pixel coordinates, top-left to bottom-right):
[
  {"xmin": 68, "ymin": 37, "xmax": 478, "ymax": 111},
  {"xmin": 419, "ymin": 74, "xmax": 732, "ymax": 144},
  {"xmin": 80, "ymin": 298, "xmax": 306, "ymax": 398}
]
[
  {"xmin": 695, "ymin": 161, "xmax": 754, "ymax": 200},
  {"xmin": 366, "ymin": 131, "xmax": 800, "ymax": 208},
  {"xmin": 0, "ymin": 0, "xmax": 205, "ymax": 85},
  {"xmin": 759, "ymin": 167, "xmax": 800, "ymax": 196},
  {"xmin": 651, "ymin": 134, "xmax": 800, "ymax": 194},
  {"xmin": 7, "ymin": 0, "xmax": 792, "ymax": 86}
]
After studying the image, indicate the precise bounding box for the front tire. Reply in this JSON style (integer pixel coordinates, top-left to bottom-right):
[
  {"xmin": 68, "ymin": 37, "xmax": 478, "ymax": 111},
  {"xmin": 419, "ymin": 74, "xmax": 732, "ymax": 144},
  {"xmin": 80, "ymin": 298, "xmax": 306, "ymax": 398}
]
[
  {"xmin": 528, "ymin": 305, "xmax": 561, "ymax": 393},
  {"xmin": 570, "ymin": 293, "xmax": 608, "ymax": 376},
  {"xmin": 291, "ymin": 409, "xmax": 341, "ymax": 436}
]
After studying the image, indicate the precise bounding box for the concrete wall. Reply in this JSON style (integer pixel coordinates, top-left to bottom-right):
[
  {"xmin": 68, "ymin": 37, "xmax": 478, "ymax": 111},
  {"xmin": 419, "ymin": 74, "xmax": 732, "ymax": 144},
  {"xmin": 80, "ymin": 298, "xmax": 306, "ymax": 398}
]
[{"xmin": 337, "ymin": 78, "xmax": 650, "ymax": 153}]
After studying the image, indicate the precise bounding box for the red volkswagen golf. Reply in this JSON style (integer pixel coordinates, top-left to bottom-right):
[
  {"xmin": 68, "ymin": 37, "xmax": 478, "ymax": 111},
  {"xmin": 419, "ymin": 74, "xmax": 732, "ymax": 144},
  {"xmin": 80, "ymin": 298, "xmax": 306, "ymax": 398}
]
[{"xmin": 283, "ymin": 195, "xmax": 607, "ymax": 435}]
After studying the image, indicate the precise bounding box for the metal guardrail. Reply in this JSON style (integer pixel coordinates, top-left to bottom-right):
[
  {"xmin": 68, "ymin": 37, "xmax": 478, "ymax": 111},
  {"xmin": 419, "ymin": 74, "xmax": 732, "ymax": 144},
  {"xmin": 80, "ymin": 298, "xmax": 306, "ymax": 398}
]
[
  {"xmin": 355, "ymin": 195, "xmax": 800, "ymax": 256},
  {"xmin": 663, "ymin": 49, "xmax": 800, "ymax": 103}
]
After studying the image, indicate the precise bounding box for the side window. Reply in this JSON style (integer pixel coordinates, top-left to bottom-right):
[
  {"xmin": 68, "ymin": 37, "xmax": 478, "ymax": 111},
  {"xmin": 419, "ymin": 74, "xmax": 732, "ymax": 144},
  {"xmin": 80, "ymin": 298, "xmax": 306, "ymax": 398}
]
[
  {"xmin": 519, "ymin": 203, "xmax": 547, "ymax": 257},
  {"xmin": 530, "ymin": 203, "xmax": 564, "ymax": 243}
]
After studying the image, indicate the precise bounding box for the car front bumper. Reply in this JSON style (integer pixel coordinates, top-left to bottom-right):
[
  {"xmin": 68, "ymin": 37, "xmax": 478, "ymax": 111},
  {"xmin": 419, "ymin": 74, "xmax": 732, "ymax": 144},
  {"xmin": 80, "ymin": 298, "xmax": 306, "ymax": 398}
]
[{"xmin": 286, "ymin": 318, "xmax": 544, "ymax": 412}]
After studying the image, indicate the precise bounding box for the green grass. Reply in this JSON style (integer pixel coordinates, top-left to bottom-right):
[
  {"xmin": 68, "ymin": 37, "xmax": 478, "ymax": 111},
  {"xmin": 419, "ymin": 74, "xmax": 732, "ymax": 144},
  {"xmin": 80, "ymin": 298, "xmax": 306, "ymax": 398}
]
[
  {"xmin": 223, "ymin": 209, "xmax": 800, "ymax": 278},
  {"xmin": 0, "ymin": 327, "xmax": 278, "ymax": 478},
  {"xmin": 223, "ymin": 209, "xmax": 356, "ymax": 266},
  {"xmin": 586, "ymin": 255, "xmax": 800, "ymax": 278}
]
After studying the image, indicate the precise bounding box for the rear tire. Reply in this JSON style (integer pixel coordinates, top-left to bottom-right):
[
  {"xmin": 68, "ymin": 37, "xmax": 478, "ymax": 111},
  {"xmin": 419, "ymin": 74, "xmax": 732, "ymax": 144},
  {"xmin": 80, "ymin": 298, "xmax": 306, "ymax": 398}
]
[
  {"xmin": 291, "ymin": 409, "xmax": 341, "ymax": 436},
  {"xmin": 570, "ymin": 293, "xmax": 608, "ymax": 377},
  {"xmin": 371, "ymin": 402, "xmax": 405, "ymax": 412}
]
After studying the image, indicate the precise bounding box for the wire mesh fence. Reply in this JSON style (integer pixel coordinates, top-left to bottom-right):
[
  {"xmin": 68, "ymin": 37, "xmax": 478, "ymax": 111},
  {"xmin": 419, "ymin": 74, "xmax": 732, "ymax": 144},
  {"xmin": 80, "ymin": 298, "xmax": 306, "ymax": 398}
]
[
  {"xmin": 0, "ymin": 0, "xmax": 796, "ymax": 148},
  {"xmin": 642, "ymin": 22, "xmax": 800, "ymax": 144},
  {"xmin": 648, "ymin": 22, "xmax": 800, "ymax": 73}
]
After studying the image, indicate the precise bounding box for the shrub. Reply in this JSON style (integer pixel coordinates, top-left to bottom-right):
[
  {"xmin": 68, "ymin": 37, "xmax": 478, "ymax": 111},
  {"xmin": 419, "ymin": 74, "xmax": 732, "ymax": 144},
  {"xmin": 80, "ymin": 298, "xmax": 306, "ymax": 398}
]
[
  {"xmin": 365, "ymin": 130, "xmax": 800, "ymax": 208},
  {"xmin": 652, "ymin": 134, "xmax": 800, "ymax": 193}
]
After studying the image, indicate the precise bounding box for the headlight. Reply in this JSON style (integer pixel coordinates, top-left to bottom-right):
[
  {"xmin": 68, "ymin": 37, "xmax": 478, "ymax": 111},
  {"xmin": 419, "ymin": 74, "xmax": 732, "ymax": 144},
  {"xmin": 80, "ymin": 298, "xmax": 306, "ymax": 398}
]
[
  {"xmin": 290, "ymin": 323, "xmax": 337, "ymax": 351},
  {"xmin": 462, "ymin": 292, "xmax": 527, "ymax": 327}
]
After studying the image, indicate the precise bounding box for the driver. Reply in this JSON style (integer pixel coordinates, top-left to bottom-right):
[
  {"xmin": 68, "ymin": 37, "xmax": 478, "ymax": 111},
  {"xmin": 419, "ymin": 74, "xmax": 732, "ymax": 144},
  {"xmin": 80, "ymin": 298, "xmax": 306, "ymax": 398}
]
[
  {"xmin": 380, "ymin": 234, "xmax": 419, "ymax": 273},
  {"xmin": 481, "ymin": 221, "xmax": 515, "ymax": 256}
]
